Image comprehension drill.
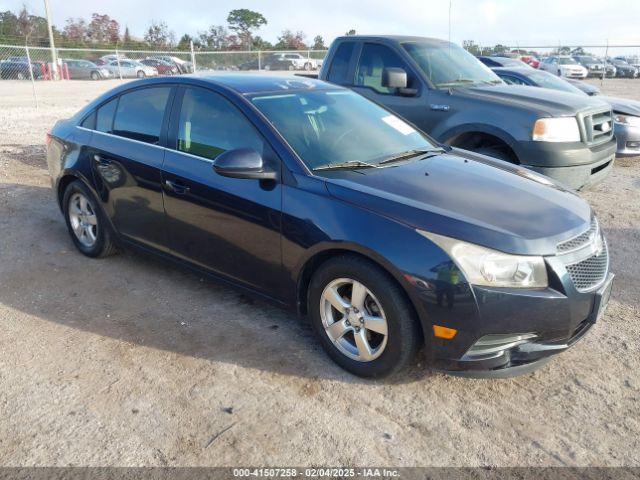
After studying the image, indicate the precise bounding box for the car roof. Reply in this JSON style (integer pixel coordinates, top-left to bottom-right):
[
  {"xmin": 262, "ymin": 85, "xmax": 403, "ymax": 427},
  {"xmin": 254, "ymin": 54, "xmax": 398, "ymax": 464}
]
[
  {"xmin": 182, "ymin": 74, "xmax": 338, "ymax": 94},
  {"xmin": 333, "ymin": 35, "xmax": 451, "ymax": 46},
  {"xmin": 492, "ymin": 66, "xmax": 534, "ymax": 75}
]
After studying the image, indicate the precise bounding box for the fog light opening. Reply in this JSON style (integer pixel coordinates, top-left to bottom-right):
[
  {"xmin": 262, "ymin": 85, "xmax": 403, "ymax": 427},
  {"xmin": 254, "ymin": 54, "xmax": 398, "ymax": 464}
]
[{"xmin": 464, "ymin": 333, "xmax": 537, "ymax": 360}]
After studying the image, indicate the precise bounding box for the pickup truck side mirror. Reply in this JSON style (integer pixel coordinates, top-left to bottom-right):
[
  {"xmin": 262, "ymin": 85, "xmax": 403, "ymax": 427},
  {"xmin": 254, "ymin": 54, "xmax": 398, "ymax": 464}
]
[
  {"xmin": 213, "ymin": 148, "xmax": 277, "ymax": 181},
  {"xmin": 382, "ymin": 67, "xmax": 418, "ymax": 96}
]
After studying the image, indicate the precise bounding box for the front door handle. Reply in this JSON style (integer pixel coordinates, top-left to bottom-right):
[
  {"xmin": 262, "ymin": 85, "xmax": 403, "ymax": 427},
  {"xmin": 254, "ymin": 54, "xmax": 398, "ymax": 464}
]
[{"xmin": 165, "ymin": 179, "xmax": 190, "ymax": 195}]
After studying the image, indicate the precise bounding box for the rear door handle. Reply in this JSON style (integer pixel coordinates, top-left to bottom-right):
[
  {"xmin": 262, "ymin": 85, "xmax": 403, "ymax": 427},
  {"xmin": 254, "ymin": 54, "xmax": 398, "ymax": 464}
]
[{"xmin": 165, "ymin": 179, "xmax": 190, "ymax": 194}]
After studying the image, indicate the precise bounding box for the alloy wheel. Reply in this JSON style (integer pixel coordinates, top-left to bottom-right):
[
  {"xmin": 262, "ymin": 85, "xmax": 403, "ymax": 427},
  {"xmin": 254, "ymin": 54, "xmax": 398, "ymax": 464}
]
[
  {"xmin": 320, "ymin": 278, "xmax": 388, "ymax": 362},
  {"xmin": 68, "ymin": 192, "xmax": 98, "ymax": 248}
]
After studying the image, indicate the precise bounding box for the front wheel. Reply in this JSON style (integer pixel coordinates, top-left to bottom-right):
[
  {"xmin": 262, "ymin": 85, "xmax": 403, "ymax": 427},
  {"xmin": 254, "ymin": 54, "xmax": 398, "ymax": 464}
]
[
  {"xmin": 137, "ymin": 70, "xmax": 145, "ymax": 78},
  {"xmin": 63, "ymin": 180, "xmax": 118, "ymax": 258},
  {"xmin": 308, "ymin": 256, "xmax": 421, "ymax": 378},
  {"xmin": 91, "ymin": 71, "xmax": 99, "ymax": 80}
]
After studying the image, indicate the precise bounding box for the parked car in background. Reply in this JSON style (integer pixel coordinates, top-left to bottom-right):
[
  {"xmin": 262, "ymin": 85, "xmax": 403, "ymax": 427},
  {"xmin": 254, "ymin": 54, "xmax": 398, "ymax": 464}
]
[
  {"xmin": 104, "ymin": 59, "xmax": 157, "ymax": 78},
  {"xmin": 539, "ymin": 55, "xmax": 588, "ymax": 78},
  {"xmin": 47, "ymin": 75, "xmax": 613, "ymax": 378},
  {"xmin": 278, "ymin": 52, "xmax": 319, "ymax": 70},
  {"xmin": 149, "ymin": 55, "xmax": 192, "ymax": 74},
  {"xmin": 519, "ymin": 55, "xmax": 540, "ymax": 68},
  {"xmin": 492, "ymin": 66, "xmax": 639, "ymax": 157},
  {"xmin": 319, "ymin": 35, "xmax": 616, "ymax": 190},
  {"xmin": 95, "ymin": 54, "xmax": 126, "ymax": 66},
  {"xmin": 573, "ymin": 55, "xmax": 616, "ymax": 78},
  {"xmin": 615, "ymin": 55, "xmax": 640, "ymax": 71},
  {"xmin": 477, "ymin": 56, "xmax": 530, "ymax": 68},
  {"xmin": 63, "ymin": 59, "xmax": 111, "ymax": 80},
  {"xmin": 239, "ymin": 53, "xmax": 295, "ymax": 71},
  {"xmin": 606, "ymin": 58, "xmax": 637, "ymax": 78},
  {"xmin": 0, "ymin": 57, "xmax": 42, "ymax": 79},
  {"xmin": 139, "ymin": 58, "xmax": 178, "ymax": 75}
]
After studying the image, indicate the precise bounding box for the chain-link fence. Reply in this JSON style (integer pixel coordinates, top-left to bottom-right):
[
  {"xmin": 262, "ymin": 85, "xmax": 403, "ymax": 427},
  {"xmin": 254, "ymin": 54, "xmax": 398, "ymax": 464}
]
[{"xmin": 0, "ymin": 43, "xmax": 329, "ymax": 107}]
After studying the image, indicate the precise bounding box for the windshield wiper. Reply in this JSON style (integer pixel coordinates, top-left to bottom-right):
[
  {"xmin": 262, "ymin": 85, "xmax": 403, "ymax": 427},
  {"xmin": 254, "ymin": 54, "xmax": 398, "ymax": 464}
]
[
  {"xmin": 377, "ymin": 148, "xmax": 445, "ymax": 166},
  {"xmin": 313, "ymin": 160, "xmax": 379, "ymax": 171}
]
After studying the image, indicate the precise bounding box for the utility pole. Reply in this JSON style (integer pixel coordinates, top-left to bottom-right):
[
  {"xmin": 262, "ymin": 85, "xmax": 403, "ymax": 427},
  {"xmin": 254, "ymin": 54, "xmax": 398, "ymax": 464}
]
[{"xmin": 43, "ymin": 0, "xmax": 59, "ymax": 80}]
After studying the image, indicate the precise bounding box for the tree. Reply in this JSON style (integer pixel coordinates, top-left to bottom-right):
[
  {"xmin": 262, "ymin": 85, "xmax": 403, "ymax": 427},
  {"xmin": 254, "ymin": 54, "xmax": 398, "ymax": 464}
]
[
  {"xmin": 144, "ymin": 20, "xmax": 174, "ymax": 47},
  {"xmin": 123, "ymin": 26, "xmax": 131, "ymax": 44},
  {"xmin": 16, "ymin": 6, "xmax": 34, "ymax": 41},
  {"xmin": 462, "ymin": 40, "xmax": 481, "ymax": 56},
  {"xmin": 199, "ymin": 24, "xmax": 229, "ymax": 49},
  {"xmin": 64, "ymin": 18, "xmax": 88, "ymax": 43},
  {"xmin": 226, "ymin": 8, "xmax": 266, "ymax": 49},
  {"xmin": 251, "ymin": 35, "xmax": 272, "ymax": 50},
  {"xmin": 0, "ymin": 11, "xmax": 19, "ymax": 40},
  {"xmin": 275, "ymin": 29, "xmax": 306, "ymax": 50},
  {"xmin": 345, "ymin": 29, "xmax": 356, "ymax": 36},
  {"xmin": 312, "ymin": 35, "xmax": 325, "ymax": 50},
  {"xmin": 87, "ymin": 13, "xmax": 119, "ymax": 44}
]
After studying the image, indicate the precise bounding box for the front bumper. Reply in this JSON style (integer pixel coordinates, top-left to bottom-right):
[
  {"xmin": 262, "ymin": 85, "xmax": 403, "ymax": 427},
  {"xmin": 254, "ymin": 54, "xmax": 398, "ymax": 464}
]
[
  {"xmin": 614, "ymin": 122, "xmax": 640, "ymax": 157},
  {"xmin": 429, "ymin": 273, "xmax": 614, "ymax": 378},
  {"xmin": 517, "ymin": 136, "xmax": 617, "ymax": 190}
]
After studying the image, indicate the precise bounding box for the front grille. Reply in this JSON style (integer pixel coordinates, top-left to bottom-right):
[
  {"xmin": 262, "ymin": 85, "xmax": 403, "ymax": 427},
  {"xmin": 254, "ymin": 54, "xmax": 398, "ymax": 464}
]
[
  {"xmin": 557, "ymin": 218, "xmax": 598, "ymax": 254},
  {"xmin": 583, "ymin": 108, "xmax": 614, "ymax": 144},
  {"xmin": 565, "ymin": 240, "xmax": 609, "ymax": 292}
]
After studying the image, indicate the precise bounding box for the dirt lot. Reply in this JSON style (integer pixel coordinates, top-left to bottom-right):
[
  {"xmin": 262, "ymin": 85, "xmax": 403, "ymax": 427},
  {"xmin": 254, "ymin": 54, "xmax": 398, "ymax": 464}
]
[{"xmin": 0, "ymin": 77, "xmax": 638, "ymax": 467}]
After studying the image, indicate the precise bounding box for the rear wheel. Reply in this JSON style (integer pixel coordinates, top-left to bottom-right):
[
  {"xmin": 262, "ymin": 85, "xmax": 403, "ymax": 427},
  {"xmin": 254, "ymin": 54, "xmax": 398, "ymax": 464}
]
[
  {"xmin": 308, "ymin": 256, "xmax": 421, "ymax": 378},
  {"xmin": 63, "ymin": 180, "xmax": 117, "ymax": 258},
  {"xmin": 17, "ymin": 71, "xmax": 25, "ymax": 80},
  {"xmin": 137, "ymin": 70, "xmax": 145, "ymax": 78},
  {"xmin": 90, "ymin": 71, "xmax": 99, "ymax": 80}
]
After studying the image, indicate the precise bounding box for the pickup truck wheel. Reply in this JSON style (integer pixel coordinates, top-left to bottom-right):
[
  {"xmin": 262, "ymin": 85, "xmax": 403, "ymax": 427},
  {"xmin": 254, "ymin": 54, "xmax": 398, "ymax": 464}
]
[{"xmin": 308, "ymin": 256, "xmax": 421, "ymax": 378}]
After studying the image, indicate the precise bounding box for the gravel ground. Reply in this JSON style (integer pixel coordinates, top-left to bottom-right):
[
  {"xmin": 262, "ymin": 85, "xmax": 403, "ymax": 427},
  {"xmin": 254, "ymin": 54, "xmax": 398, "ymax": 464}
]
[{"xmin": 0, "ymin": 77, "xmax": 638, "ymax": 467}]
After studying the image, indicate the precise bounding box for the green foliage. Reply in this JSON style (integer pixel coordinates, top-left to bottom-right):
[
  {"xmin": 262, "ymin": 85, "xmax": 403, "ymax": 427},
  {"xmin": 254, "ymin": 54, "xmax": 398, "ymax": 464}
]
[{"xmin": 226, "ymin": 9, "xmax": 267, "ymax": 47}]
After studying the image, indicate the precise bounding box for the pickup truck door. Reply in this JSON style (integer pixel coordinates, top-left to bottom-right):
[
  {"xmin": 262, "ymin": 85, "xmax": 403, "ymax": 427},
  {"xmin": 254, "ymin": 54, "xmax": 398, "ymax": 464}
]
[{"xmin": 349, "ymin": 42, "xmax": 444, "ymax": 138}]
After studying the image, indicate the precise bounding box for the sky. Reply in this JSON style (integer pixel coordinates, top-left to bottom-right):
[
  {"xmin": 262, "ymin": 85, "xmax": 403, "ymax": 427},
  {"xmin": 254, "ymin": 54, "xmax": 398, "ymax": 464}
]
[{"xmin": 3, "ymin": 0, "xmax": 640, "ymax": 49}]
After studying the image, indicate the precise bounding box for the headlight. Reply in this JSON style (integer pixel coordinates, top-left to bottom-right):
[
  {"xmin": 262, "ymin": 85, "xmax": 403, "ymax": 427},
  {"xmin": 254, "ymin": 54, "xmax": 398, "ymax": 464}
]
[
  {"xmin": 532, "ymin": 117, "xmax": 581, "ymax": 142},
  {"xmin": 615, "ymin": 114, "xmax": 640, "ymax": 127},
  {"xmin": 418, "ymin": 231, "xmax": 548, "ymax": 288}
]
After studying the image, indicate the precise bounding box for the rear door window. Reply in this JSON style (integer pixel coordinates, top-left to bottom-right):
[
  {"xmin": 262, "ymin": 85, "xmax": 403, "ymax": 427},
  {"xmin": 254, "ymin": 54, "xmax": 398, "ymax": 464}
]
[{"xmin": 112, "ymin": 87, "xmax": 171, "ymax": 144}]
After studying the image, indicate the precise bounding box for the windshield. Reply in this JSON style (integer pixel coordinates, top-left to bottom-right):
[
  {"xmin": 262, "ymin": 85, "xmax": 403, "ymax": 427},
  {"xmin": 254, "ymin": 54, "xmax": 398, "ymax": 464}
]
[
  {"xmin": 526, "ymin": 70, "xmax": 586, "ymax": 95},
  {"xmin": 403, "ymin": 41, "xmax": 501, "ymax": 87},
  {"xmin": 577, "ymin": 56, "xmax": 598, "ymax": 64},
  {"xmin": 558, "ymin": 57, "xmax": 578, "ymax": 65},
  {"xmin": 250, "ymin": 89, "xmax": 436, "ymax": 170}
]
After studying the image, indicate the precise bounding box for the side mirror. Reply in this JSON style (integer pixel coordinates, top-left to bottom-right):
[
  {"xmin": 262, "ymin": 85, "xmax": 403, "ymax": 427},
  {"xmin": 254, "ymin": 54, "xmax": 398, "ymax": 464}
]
[
  {"xmin": 382, "ymin": 67, "xmax": 418, "ymax": 96},
  {"xmin": 382, "ymin": 67, "xmax": 408, "ymax": 88},
  {"xmin": 213, "ymin": 148, "xmax": 277, "ymax": 181}
]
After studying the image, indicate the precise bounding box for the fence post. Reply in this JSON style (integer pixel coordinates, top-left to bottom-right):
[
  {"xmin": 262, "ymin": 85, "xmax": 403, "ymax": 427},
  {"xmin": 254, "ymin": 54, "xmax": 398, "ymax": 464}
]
[
  {"xmin": 116, "ymin": 48, "xmax": 123, "ymax": 81},
  {"xmin": 190, "ymin": 41, "xmax": 197, "ymax": 72},
  {"xmin": 24, "ymin": 45, "xmax": 38, "ymax": 109}
]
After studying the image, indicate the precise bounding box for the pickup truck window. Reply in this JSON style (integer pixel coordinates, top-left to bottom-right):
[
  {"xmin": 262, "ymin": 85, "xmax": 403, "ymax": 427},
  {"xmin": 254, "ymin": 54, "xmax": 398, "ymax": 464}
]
[
  {"xmin": 328, "ymin": 42, "xmax": 355, "ymax": 84},
  {"xmin": 250, "ymin": 90, "xmax": 435, "ymax": 170},
  {"xmin": 403, "ymin": 42, "xmax": 501, "ymax": 88},
  {"xmin": 355, "ymin": 43, "xmax": 413, "ymax": 94}
]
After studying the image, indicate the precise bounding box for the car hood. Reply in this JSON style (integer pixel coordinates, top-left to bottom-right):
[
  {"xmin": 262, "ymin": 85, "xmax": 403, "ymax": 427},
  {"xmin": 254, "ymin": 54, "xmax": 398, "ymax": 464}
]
[
  {"xmin": 322, "ymin": 150, "xmax": 591, "ymax": 256},
  {"xmin": 450, "ymin": 84, "xmax": 609, "ymax": 117},
  {"xmin": 600, "ymin": 96, "xmax": 640, "ymax": 116}
]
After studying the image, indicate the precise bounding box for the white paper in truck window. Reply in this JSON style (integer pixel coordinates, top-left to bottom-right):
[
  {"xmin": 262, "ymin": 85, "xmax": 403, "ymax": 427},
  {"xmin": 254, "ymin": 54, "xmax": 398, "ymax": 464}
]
[{"xmin": 382, "ymin": 115, "xmax": 416, "ymax": 135}]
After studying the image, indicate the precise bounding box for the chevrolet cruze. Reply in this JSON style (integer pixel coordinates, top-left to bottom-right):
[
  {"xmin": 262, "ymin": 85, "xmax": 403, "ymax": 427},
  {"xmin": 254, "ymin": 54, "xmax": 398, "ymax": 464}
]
[{"xmin": 46, "ymin": 75, "xmax": 613, "ymax": 378}]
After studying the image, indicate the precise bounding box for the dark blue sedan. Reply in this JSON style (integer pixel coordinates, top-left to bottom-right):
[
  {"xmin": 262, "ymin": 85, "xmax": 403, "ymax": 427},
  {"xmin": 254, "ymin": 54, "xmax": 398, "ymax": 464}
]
[{"xmin": 46, "ymin": 75, "xmax": 613, "ymax": 378}]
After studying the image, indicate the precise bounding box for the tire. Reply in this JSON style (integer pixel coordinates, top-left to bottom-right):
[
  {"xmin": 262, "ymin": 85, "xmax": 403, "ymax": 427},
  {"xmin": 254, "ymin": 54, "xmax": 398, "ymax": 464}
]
[
  {"xmin": 90, "ymin": 71, "xmax": 99, "ymax": 80},
  {"xmin": 264, "ymin": 64, "xmax": 271, "ymax": 71},
  {"xmin": 288, "ymin": 64, "xmax": 295, "ymax": 71},
  {"xmin": 17, "ymin": 71, "xmax": 25, "ymax": 80},
  {"xmin": 304, "ymin": 62, "xmax": 311, "ymax": 71},
  {"xmin": 137, "ymin": 70, "xmax": 145, "ymax": 78},
  {"xmin": 308, "ymin": 256, "xmax": 421, "ymax": 378},
  {"xmin": 63, "ymin": 180, "xmax": 118, "ymax": 258}
]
